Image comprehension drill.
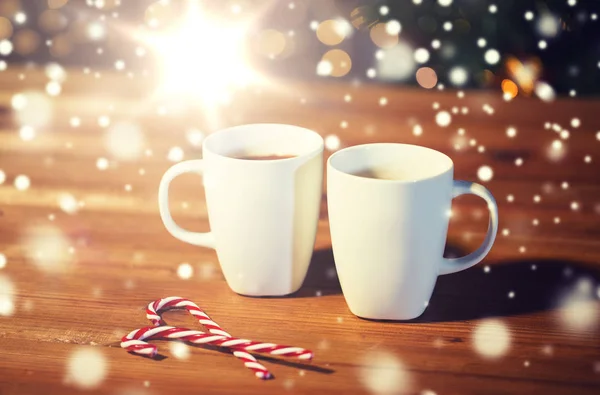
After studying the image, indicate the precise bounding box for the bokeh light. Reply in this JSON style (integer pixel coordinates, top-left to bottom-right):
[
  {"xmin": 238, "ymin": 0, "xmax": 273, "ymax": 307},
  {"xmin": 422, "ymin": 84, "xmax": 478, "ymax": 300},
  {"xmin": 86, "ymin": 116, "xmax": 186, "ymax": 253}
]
[
  {"xmin": 167, "ymin": 146, "xmax": 184, "ymax": 162},
  {"xmin": 435, "ymin": 111, "xmax": 452, "ymax": 127},
  {"xmin": 535, "ymin": 81, "xmax": 556, "ymax": 102},
  {"xmin": 558, "ymin": 279, "xmax": 599, "ymax": 332},
  {"xmin": 484, "ymin": 49, "xmax": 500, "ymax": 65},
  {"xmin": 477, "ymin": 166, "xmax": 493, "ymax": 182},
  {"xmin": 65, "ymin": 348, "xmax": 108, "ymax": 389},
  {"xmin": 14, "ymin": 174, "xmax": 31, "ymax": 190},
  {"xmin": 472, "ymin": 319, "xmax": 511, "ymax": 359},
  {"xmin": 58, "ymin": 193, "xmax": 79, "ymax": 214},
  {"xmin": 448, "ymin": 66, "xmax": 468, "ymax": 86},
  {"xmin": 501, "ymin": 80, "xmax": 518, "ymax": 99},
  {"xmin": 316, "ymin": 19, "xmax": 352, "ymax": 46},
  {"xmin": 170, "ymin": 342, "xmax": 191, "ymax": 359},
  {"xmin": 104, "ymin": 121, "xmax": 145, "ymax": 161},
  {"xmin": 416, "ymin": 67, "xmax": 437, "ymax": 89},
  {"xmin": 0, "ymin": 275, "xmax": 15, "ymax": 316},
  {"xmin": 325, "ymin": 135, "xmax": 341, "ymax": 151},
  {"xmin": 22, "ymin": 225, "xmax": 73, "ymax": 274},
  {"xmin": 537, "ymin": 13, "xmax": 559, "ymax": 38},
  {"xmin": 12, "ymin": 91, "xmax": 53, "ymax": 128},
  {"xmin": 321, "ymin": 49, "xmax": 352, "ymax": 77},
  {"xmin": 370, "ymin": 22, "xmax": 399, "ymax": 49},
  {"xmin": 177, "ymin": 262, "xmax": 194, "ymax": 280},
  {"xmin": 358, "ymin": 351, "xmax": 412, "ymax": 395},
  {"xmin": 377, "ymin": 42, "xmax": 415, "ymax": 81},
  {"xmin": 255, "ymin": 29, "xmax": 286, "ymax": 58},
  {"xmin": 413, "ymin": 48, "xmax": 430, "ymax": 64},
  {"xmin": 0, "ymin": 17, "xmax": 13, "ymax": 40}
]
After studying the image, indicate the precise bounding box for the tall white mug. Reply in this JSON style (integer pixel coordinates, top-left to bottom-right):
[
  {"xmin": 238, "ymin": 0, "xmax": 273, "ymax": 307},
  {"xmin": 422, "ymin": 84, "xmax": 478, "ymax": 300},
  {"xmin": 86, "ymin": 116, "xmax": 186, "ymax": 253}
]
[
  {"xmin": 158, "ymin": 124, "xmax": 324, "ymax": 296},
  {"xmin": 327, "ymin": 143, "xmax": 498, "ymax": 320}
]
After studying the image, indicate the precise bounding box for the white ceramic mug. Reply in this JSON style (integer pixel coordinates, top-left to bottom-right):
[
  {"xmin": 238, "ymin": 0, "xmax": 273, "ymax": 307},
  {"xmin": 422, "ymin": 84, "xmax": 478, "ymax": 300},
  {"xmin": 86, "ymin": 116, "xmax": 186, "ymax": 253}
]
[
  {"xmin": 158, "ymin": 124, "xmax": 324, "ymax": 296},
  {"xmin": 327, "ymin": 143, "xmax": 498, "ymax": 320}
]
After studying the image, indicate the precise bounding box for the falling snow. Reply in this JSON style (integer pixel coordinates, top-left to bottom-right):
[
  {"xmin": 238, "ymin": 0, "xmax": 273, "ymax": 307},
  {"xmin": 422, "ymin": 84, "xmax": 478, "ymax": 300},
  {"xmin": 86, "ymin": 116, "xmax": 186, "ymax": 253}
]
[
  {"xmin": 472, "ymin": 320, "xmax": 511, "ymax": 359},
  {"xmin": 65, "ymin": 349, "xmax": 108, "ymax": 389}
]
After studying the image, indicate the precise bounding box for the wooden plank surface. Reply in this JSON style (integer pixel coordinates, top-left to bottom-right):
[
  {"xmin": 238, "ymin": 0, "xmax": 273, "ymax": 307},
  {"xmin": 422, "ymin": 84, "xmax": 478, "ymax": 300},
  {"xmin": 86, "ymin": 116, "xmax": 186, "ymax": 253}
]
[{"xmin": 0, "ymin": 68, "xmax": 599, "ymax": 395}]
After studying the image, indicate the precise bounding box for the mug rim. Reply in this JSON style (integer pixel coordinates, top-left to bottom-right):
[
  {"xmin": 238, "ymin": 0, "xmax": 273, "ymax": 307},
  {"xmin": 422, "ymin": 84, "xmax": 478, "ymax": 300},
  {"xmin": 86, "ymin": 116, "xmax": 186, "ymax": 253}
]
[
  {"xmin": 203, "ymin": 123, "xmax": 323, "ymax": 162},
  {"xmin": 328, "ymin": 143, "xmax": 454, "ymax": 184}
]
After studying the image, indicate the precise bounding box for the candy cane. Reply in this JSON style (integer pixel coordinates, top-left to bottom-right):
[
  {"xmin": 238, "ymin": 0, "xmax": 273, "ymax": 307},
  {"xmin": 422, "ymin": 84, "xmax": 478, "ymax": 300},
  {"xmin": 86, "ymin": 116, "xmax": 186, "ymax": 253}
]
[{"xmin": 121, "ymin": 297, "xmax": 313, "ymax": 379}]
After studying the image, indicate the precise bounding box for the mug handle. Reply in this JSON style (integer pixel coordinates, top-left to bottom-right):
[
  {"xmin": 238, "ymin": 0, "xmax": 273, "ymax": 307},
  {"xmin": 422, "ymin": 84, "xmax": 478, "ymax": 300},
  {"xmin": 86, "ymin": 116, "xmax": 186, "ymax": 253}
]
[
  {"xmin": 158, "ymin": 159, "xmax": 215, "ymax": 249},
  {"xmin": 439, "ymin": 180, "xmax": 498, "ymax": 275}
]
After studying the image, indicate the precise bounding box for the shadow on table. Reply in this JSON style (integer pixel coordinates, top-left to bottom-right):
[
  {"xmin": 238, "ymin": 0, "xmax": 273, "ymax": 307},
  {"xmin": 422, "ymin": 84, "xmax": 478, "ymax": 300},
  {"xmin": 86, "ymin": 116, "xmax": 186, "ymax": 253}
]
[
  {"xmin": 133, "ymin": 342, "xmax": 335, "ymax": 376},
  {"xmin": 405, "ymin": 257, "xmax": 600, "ymax": 323},
  {"xmin": 292, "ymin": 248, "xmax": 341, "ymax": 297},
  {"xmin": 292, "ymin": 244, "xmax": 469, "ymax": 298}
]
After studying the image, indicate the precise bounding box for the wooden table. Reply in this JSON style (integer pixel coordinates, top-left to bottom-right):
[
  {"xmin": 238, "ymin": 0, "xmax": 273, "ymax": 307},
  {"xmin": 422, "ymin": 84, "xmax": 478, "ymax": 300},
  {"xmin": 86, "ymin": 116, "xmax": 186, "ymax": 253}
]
[{"xmin": 0, "ymin": 68, "xmax": 599, "ymax": 395}]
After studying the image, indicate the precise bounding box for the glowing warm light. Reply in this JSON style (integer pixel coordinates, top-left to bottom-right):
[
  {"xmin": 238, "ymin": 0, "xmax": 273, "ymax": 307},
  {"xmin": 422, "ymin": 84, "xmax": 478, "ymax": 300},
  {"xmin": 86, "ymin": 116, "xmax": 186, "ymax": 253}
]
[
  {"xmin": 316, "ymin": 19, "xmax": 352, "ymax": 46},
  {"xmin": 144, "ymin": 3, "xmax": 257, "ymax": 103},
  {"xmin": 321, "ymin": 49, "xmax": 352, "ymax": 77},
  {"xmin": 370, "ymin": 22, "xmax": 399, "ymax": 49},
  {"xmin": 0, "ymin": 17, "xmax": 12, "ymax": 40},
  {"xmin": 501, "ymin": 79, "xmax": 518, "ymax": 99},
  {"xmin": 416, "ymin": 67, "xmax": 437, "ymax": 89}
]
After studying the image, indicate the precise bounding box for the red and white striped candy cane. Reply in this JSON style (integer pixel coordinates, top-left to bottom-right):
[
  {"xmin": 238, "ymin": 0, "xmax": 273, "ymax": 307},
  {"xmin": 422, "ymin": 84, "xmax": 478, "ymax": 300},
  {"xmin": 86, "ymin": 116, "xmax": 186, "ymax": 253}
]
[{"xmin": 121, "ymin": 297, "xmax": 313, "ymax": 379}]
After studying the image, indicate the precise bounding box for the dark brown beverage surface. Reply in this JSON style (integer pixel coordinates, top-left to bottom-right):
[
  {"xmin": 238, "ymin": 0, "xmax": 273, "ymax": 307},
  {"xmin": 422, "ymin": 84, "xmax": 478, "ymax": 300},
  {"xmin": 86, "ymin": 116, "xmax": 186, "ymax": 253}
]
[{"xmin": 233, "ymin": 154, "xmax": 297, "ymax": 160}]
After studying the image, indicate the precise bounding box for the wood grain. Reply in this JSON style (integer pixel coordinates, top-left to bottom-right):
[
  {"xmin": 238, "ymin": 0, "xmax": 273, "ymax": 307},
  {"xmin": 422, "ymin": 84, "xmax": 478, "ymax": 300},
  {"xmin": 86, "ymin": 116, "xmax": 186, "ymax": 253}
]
[{"xmin": 0, "ymin": 68, "xmax": 599, "ymax": 395}]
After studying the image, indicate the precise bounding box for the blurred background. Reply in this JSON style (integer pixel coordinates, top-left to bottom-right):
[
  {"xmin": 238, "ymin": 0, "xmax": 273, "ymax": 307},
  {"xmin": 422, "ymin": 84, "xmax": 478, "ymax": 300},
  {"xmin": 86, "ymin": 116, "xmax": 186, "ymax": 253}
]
[{"xmin": 1, "ymin": 0, "xmax": 599, "ymax": 96}]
